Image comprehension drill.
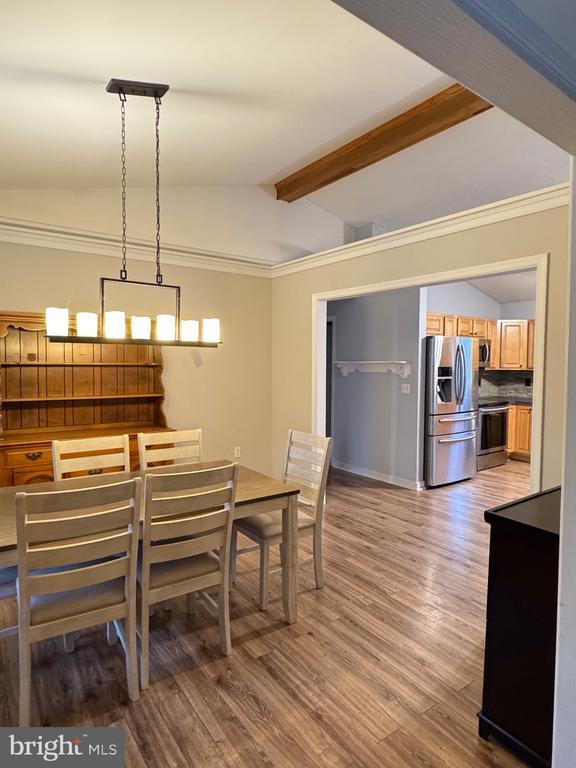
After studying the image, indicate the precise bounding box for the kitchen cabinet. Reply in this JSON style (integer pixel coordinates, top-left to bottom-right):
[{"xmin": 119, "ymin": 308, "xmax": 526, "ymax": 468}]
[
  {"xmin": 443, "ymin": 315, "xmax": 457, "ymax": 336},
  {"xmin": 457, "ymin": 317, "xmax": 474, "ymax": 336},
  {"xmin": 507, "ymin": 406, "xmax": 517, "ymax": 453},
  {"xmin": 499, "ymin": 320, "xmax": 528, "ymax": 369},
  {"xmin": 515, "ymin": 406, "xmax": 532, "ymax": 457},
  {"xmin": 528, "ymin": 319, "xmax": 535, "ymax": 370},
  {"xmin": 486, "ymin": 319, "xmax": 500, "ymax": 369},
  {"xmin": 507, "ymin": 404, "xmax": 532, "ymax": 461},
  {"xmin": 425, "ymin": 314, "xmax": 535, "ymax": 372},
  {"xmin": 473, "ymin": 318, "xmax": 488, "ymax": 337},
  {"xmin": 426, "ymin": 313, "xmax": 444, "ymax": 335}
]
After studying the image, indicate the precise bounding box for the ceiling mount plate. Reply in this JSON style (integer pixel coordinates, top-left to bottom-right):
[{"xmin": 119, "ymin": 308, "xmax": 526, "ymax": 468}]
[{"xmin": 106, "ymin": 78, "xmax": 169, "ymax": 98}]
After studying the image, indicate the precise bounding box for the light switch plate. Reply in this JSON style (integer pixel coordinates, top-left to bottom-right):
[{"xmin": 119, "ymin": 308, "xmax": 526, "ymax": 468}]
[{"xmin": 401, "ymin": 383, "xmax": 410, "ymax": 394}]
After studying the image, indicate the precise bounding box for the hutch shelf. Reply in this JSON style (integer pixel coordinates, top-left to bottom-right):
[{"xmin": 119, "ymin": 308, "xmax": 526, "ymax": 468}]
[{"xmin": 0, "ymin": 311, "xmax": 170, "ymax": 487}]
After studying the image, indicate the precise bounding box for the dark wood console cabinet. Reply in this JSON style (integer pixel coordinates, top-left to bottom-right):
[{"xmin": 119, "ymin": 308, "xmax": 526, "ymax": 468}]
[
  {"xmin": 479, "ymin": 487, "xmax": 560, "ymax": 768},
  {"xmin": 0, "ymin": 311, "xmax": 171, "ymax": 486}
]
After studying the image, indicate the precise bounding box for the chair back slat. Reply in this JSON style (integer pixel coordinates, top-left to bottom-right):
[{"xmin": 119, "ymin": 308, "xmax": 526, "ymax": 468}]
[
  {"xmin": 27, "ymin": 556, "xmax": 129, "ymax": 596},
  {"xmin": 52, "ymin": 435, "xmax": 131, "ymax": 481},
  {"xmin": 26, "ymin": 530, "xmax": 133, "ymax": 570},
  {"xmin": 149, "ymin": 530, "xmax": 227, "ymax": 564},
  {"xmin": 151, "ymin": 508, "xmax": 228, "ymax": 541},
  {"xmin": 20, "ymin": 479, "xmax": 138, "ymax": 515},
  {"xmin": 286, "ymin": 461, "xmax": 321, "ymax": 487},
  {"xmin": 147, "ymin": 463, "xmax": 235, "ymax": 492},
  {"xmin": 25, "ymin": 504, "xmax": 133, "ymax": 544},
  {"xmin": 149, "ymin": 487, "xmax": 231, "ymax": 518},
  {"xmin": 138, "ymin": 429, "xmax": 203, "ymax": 470}
]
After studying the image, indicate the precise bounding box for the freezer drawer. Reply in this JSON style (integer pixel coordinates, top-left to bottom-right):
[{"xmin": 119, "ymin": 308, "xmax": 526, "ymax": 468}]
[
  {"xmin": 426, "ymin": 430, "xmax": 477, "ymax": 487},
  {"xmin": 427, "ymin": 412, "xmax": 477, "ymax": 436}
]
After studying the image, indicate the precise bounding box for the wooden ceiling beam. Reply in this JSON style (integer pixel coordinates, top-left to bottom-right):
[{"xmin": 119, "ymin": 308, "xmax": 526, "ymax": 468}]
[{"xmin": 275, "ymin": 83, "xmax": 492, "ymax": 203}]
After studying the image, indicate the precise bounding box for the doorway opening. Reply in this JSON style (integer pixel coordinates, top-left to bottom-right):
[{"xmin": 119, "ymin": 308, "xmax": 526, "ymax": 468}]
[{"xmin": 312, "ymin": 254, "xmax": 547, "ymax": 495}]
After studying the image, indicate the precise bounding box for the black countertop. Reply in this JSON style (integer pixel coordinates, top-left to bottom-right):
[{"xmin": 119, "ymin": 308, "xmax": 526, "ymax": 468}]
[
  {"xmin": 484, "ymin": 486, "xmax": 560, "ymax": 535},
  {"xmin": 479, "ymin": 396, "xmax": 533, "ymax": 406}
]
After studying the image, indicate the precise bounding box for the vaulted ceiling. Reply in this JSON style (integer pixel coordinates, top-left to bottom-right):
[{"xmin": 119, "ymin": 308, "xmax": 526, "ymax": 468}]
[{"xmin": 0, "ymin": 0, "xmax": 570, "ymax": 249}]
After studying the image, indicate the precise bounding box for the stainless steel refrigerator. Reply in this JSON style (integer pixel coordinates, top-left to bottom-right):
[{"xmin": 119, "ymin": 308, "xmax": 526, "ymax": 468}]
[{"xmin": 425, "ymin": 336, "xmax": 479, "ymax": 487}]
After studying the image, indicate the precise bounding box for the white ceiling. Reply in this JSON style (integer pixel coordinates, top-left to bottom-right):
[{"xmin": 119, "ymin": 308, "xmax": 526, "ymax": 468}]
[
  {"xmin": 308, "ymin": 107, "xmax": 569, "ymax": 230},
  {"xmin": 0, "ymin": 0, "xmax": 451, "ymax": 189},
  {"xmin": 467, "ymin": 270, "xmax": 537, "ymax": 304}
]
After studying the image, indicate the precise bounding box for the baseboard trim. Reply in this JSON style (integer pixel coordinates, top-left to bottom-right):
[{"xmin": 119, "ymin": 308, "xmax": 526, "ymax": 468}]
[{"xmin": 331, "ymin": 460, "xmax": 424, "ymax": 491}]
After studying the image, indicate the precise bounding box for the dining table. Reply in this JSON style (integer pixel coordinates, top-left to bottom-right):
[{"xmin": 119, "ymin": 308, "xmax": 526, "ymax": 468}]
[{"xmin": 0, "ymin": 461, "xmax": 301, "ymax": 624}]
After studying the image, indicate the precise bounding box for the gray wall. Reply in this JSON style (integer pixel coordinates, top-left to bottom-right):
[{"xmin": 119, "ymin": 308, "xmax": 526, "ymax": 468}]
[
  {"xmin": 427, "ymin": 281, "xmax": 536, "ymax": 319},
  {"xmin": 426, "ymin": 281, "xmax": 501, "ymax": 316},
  {"xmin": 500, "ymin": 299, "xmax": 536, "ymax": 318},
  {"xmin": 328, "ymin": 287, "xmax": 423, "ymax": 487}
]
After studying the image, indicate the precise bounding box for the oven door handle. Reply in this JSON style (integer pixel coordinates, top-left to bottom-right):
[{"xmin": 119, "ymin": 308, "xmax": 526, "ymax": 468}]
[{"xmin": 480, "ymin": 406, "xmax": 509, "ymax": 413}]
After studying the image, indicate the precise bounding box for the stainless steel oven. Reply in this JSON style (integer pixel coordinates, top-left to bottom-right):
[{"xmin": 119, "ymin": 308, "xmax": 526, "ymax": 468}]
[{"xmin": 478, "ymin": 402, "xmax": 509, "ymax": 470}]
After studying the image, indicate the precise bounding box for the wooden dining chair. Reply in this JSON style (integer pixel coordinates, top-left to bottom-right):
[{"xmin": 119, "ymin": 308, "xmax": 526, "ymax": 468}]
[
  {"xmin": 232, "ymin": 430, "xmax": 333, "ymax": 610},
  {"xmin": 139, "ymin": 462, "xmax": 238, "ymax": 689},
  {"xmin": 137, "ymin": 429, "xmax": 203, "ymax": 470},
  {"xmin": 15, "ymin": 477, "xmax": 141, "ymax": 726},
  {"xmin": 52, "ymin": 434, "xmax": 131, "ymax": 481}
]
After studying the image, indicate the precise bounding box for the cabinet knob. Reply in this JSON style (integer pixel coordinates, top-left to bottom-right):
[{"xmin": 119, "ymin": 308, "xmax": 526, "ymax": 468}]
[
  {"xmin": 88, "ymin": 468, "xmax": 103, "ymax": 475},
  {"xmin": 25, "ymin": 451, "xmax": 42, "ymax": 462}
]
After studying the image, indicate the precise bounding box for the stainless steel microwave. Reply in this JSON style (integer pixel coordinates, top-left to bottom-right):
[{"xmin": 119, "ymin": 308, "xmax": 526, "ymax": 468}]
[{"xmin": 479, "ymin": 338, "xmax": 491, "ymax": 369}]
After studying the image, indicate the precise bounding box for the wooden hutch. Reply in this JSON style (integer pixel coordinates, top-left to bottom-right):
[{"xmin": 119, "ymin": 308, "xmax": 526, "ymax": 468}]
[{"xmin": 0, "ymin": 312, "xmax": 171, "ymax": 487}]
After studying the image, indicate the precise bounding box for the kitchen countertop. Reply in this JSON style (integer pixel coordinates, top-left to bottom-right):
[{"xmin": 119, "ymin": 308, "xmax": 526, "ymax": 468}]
[{"xmin": 479, "ymin": 396, "xmax": 533, "ymax": 406}]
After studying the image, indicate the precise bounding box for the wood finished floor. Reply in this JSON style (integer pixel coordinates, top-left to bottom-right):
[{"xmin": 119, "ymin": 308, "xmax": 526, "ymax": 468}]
[{"xmin": 0, "ymin": 461, "xmax": 532, "ymax": 767}]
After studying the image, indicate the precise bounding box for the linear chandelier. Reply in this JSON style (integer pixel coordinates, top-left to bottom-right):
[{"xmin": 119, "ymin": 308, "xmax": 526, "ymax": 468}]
[{"xmin": 45, "ymin": 78, "xmax": 221, "ymax": 348}]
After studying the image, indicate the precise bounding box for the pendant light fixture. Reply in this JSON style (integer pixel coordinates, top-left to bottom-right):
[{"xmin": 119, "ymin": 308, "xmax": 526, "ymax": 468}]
[{"xmin": 45, "ymin": 79, "xmax": 221, "ymax": 348}]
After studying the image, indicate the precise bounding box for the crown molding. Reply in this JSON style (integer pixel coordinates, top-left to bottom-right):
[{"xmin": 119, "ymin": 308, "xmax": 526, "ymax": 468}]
[
  {"xmin": 0, "ymin": 183, "xmax": 569, "ymax": 280},
  {"xmin": 270, "ymin": 183, "xmax": 569, "ymax": 277},
  {"xmin": 0, "ymin": 217, "xmax": 273, "ymax": 278}
]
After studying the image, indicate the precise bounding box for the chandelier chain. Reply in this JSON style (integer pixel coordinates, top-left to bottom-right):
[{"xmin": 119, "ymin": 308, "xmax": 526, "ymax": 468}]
[
  {"xmin": 155, "ymin": 95, "xmax": 163, "ymax": 285},
  {"xmin": 119, "ymin": 90, "xmax": 128, "ymax": 280}
]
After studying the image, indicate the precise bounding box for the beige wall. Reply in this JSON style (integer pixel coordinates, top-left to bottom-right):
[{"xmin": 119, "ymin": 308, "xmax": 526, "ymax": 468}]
[
  {"xmin": 271, "ymin": 206, "xmax": 569, "ymax": 488},
  {"xmin": 0, "ymin": 243, "xmax": 273, "ymax": 474}
]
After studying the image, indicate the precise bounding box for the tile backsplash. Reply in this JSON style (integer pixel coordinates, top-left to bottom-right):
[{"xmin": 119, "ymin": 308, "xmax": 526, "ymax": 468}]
[{"xmin": 479, "ymin": 370, "xmax": 533, "ymax": 399}]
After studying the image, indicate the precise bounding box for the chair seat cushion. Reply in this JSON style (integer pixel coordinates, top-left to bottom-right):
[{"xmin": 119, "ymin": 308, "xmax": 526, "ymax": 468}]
[
  {"xmin": 30, "ymin": 579, "xmax": 125, "ymax": 626},
  {"xmin": 141, "ymin": 553, "xmax": 220, "ymax": 590},
  {"xmin": 236, "ymin": 508, "xmax": 315, "ymax": 540}
]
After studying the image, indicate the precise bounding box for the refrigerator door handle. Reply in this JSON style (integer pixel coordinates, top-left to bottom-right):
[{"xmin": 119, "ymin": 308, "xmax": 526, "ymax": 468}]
[
  {"xmin": 439, "ymin": 415, "xmax": 476, "ymax": 422},
  {"xmin": 438, "ymin": 435, "xmax": 476, "ymax": 443},
  {"xmin": 455, "ymin": 344, "xmax": 463, "ymax": 404},
  {"xmin": 461, "ymin": 343, "xmax": 468, "ymax": 405}
]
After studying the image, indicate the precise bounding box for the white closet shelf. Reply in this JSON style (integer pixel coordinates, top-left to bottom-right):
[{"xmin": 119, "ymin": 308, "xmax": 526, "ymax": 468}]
[{"xmin": 334, "ymin": 361, "xmax": 412, "ymax": 379}]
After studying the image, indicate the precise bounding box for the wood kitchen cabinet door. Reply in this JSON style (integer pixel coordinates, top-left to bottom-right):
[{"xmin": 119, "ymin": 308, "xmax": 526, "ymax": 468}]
[
  {"xmin": 457, "ymin": 317, "xmax": 474, "ymax": 336},
  {"xmin": 499, "ymin": 320, "xmax": 528, "ymax": 369},
  {"xmin": 473, "ymin": 318, "xmax": 488, "ymax": 338},
  {"xmin": 515, "ymin": 407, "xmax": 532, "ymax": 457},
  {"xmin": 507, "ymin": 406, "xmax": 517, "ymax": 453},
  {"xmin": 486, "ymin": 319, "xmax": 500, "ymax": 369},
  {"xmin": 527, "ymin": 320, "xmax": 535, "ymax": 369},
  {"xmin": 443, "ymin": 315, "xmax": 457, "ymax": 336},
  {"xmin": 426, "ymin": 313, "xmax": 444, "ymax": 335}
]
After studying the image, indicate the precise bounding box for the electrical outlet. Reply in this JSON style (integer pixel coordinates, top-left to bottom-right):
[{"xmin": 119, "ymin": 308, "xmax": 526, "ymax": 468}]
[
  {"xmin": 401, "ymin": 383, "xmax": 411, "ymax": 394},
  {"xmin": 233, "ymin": 446, "xmax": 241, "ymax": 458}
]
